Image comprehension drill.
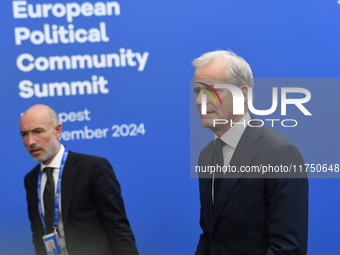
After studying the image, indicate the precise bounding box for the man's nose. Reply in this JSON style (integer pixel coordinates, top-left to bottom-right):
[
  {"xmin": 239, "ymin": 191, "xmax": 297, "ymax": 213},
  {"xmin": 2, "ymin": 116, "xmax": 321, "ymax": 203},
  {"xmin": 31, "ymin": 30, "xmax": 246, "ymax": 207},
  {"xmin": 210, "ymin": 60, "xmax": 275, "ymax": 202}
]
[
  {"xmin": 196, "ymin": 90, "xmax": 212, "ymax": 106},
  {"xmin": 196, "ymin": 90, "xmax": 203, "ymax": 106},
  {"xmin": 196, "ymin": 90, "xmax": 209, "ymax": 105},
  {"xmin": 26, "ymin": 134, "xmax": 36, "ymax": 146}
]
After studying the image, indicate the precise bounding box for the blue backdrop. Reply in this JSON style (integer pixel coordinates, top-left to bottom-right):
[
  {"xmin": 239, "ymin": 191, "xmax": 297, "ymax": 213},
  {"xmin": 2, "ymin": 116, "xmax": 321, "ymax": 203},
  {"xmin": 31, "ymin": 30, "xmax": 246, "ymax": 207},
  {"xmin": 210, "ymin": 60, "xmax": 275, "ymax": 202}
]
[{"xmin": 0, "ymin": 1, "xmax": 339, "ymax": 254}]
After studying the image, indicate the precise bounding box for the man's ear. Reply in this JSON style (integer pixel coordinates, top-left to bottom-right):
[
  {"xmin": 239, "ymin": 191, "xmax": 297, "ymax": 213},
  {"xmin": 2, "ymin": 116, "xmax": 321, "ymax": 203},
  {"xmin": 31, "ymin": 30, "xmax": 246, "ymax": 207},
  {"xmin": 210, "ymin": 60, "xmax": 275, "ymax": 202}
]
[
  {"xmin": 240, "ymin": 85, "xmax": 248, "ymax": 103},
  {"xmin": 55, "ymin": 123, "xmax": 62, "ymax": 139}
]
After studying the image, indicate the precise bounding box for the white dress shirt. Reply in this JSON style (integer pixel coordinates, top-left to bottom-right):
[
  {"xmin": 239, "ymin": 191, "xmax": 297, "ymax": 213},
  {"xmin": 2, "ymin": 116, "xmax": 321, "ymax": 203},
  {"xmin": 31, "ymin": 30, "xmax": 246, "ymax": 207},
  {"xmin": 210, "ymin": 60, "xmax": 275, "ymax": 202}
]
[{"xmin": 215, "ymin": 112, "xmax": 251, "ymax": 166}]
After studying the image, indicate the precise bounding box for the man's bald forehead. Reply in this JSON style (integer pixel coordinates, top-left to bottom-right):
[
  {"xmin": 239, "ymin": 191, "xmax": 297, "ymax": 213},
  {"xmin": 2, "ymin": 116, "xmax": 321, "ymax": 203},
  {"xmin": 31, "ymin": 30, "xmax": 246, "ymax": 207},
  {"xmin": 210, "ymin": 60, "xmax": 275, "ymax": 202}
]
[{"xmin": 21, "ymin": 104, "xmax": 59, "ymax": 126}]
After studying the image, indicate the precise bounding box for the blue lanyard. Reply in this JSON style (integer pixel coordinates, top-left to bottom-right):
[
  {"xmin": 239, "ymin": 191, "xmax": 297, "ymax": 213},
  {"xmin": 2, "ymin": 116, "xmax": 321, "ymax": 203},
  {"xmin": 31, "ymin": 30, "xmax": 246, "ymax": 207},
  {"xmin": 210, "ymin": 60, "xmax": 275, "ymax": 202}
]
[{"xmin": 37, "ymin": 148, "xmax": 69, "ymax": 234}]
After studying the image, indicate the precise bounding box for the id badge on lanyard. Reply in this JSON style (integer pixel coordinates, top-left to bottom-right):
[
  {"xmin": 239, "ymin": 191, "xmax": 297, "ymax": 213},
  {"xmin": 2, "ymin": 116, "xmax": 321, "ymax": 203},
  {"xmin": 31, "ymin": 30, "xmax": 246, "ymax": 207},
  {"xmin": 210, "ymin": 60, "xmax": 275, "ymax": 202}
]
[
  {"xmin": 43, "ymin": 230, "xmax": 63, "ymax": 255},
  {"xmin": 38, "ymin": 148, "xmax": 68, "ymax": 255}
]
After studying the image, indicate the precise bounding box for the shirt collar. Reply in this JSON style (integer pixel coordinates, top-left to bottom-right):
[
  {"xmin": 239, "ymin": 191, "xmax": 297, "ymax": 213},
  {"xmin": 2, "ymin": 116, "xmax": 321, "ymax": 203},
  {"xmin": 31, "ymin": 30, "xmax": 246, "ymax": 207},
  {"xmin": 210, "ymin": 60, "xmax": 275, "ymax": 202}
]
[
  {"xmin": 215, "ymin": 112, "xmax": 250, "ymax": 149},
  {"xmin": 41, "ymin": 145, "xmax": 65, "ymax": 170}
]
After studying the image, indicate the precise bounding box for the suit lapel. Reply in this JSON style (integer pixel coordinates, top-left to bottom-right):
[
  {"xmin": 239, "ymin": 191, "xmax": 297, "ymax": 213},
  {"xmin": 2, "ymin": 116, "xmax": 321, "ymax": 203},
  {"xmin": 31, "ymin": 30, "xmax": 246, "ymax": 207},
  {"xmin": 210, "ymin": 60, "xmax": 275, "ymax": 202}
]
[
  {"xmin": 212, "ymin": 126, "xmax": 262, "ymax": 226},
  {"xmin": 61, "ymin": 151, "xmax": 79, "ymax": 226}
]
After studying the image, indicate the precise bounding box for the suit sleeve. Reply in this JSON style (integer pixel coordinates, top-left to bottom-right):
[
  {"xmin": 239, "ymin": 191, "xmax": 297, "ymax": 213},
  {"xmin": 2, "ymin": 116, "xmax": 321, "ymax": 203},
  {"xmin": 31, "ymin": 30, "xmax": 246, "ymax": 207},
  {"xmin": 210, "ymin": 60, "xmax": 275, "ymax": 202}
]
[
  {"xmin": 24, "ymin": 173, "xmax": 46, "ymax": 255},
  {"xmin": 195, "ymin": 205, "xmax": 210, "ymax": 255},
  {"xmin": 265, "ymin": 143, "xmax": 308, "ymax": 255},
  {"xmin": 195, "ymin": 145, "xmax": 213, "ymax": 255},
  {"xmin": 91, "ymin": 158, "xmax": 139, "ymax": 255}
]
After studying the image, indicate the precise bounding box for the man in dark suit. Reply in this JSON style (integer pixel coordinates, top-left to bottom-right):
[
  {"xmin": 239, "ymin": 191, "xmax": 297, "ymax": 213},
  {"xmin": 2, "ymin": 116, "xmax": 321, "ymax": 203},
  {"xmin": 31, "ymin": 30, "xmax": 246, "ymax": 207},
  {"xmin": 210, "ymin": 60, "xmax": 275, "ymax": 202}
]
[
  {"xmin": 192, "ymin": 51, "xmax": 308, "ymax": 255},
  {"xmin": 20, "ymin": 104, "xmax": 139, "ymax": 255}
]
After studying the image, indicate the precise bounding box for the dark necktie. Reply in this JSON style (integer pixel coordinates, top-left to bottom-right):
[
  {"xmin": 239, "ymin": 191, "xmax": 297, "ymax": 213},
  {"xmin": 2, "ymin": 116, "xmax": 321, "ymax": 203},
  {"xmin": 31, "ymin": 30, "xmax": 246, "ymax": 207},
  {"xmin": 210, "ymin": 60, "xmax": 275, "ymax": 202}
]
[
  {"xmin": 214, "ymin": 138, "xmax": 225, "ymax": 201},
  {"xmin": 43, "ymin": 167, "xmax": 55, "ymax": 233}
]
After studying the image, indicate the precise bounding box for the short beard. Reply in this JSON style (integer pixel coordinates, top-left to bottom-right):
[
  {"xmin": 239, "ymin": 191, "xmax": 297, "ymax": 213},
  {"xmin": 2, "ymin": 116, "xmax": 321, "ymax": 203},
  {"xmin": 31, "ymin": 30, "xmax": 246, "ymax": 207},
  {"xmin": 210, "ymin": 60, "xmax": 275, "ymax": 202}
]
[{"xmin": 37, "ymin": 139, "xmax": 59, "ymax": 163}]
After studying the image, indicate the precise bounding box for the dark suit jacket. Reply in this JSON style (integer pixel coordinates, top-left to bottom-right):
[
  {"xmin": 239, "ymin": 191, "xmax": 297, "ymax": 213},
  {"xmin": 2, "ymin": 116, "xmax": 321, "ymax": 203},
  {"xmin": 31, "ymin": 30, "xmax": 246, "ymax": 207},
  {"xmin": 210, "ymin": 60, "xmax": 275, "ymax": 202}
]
[
  {"xmin": 195, "ymin": 125, "xmax": 308, "ymax": 255},
  {"xmin": 24, "ymin": 151, "xmax": 139, "ymax": 255}
]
